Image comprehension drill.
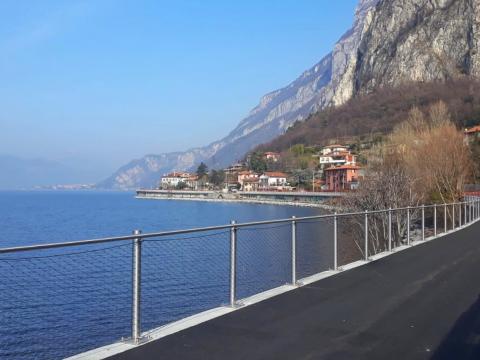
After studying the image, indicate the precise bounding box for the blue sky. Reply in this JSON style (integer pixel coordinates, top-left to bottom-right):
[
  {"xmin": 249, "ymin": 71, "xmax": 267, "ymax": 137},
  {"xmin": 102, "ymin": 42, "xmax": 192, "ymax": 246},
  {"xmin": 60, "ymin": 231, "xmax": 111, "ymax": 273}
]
[{"xmin": 0, "ymin": 0, "xmax": 358, "ymax": 180}]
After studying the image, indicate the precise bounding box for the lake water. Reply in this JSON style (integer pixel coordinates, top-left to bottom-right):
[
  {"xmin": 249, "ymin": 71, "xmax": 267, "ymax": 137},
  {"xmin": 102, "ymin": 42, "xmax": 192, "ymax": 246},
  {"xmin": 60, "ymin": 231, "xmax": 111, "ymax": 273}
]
[{"xmin": 0, "ymin": 191, "xmax": 334, "ymax": 359}]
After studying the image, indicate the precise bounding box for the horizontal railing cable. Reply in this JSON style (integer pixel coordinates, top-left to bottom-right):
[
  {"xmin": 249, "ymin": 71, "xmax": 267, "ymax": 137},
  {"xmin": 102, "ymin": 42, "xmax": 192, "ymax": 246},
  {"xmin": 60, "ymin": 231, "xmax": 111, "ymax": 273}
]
[{"xmin": 0, "ymin": 201, "xmax": 475, "ymax": 254}]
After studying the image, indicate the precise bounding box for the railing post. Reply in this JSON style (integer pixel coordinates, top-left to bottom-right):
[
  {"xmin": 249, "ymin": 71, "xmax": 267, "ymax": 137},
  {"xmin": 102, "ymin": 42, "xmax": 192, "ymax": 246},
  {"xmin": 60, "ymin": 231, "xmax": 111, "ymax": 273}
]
[
  {"xmin": 434, "ymin": 204, "xmax": 437, "ymax": 237},
  {"xmin": 459, "ymin": 203, "xmax": 462, "ymax": 227},
  {"xmin": 464, "ymin": 201, "xmax": 467, "ymax": 225},
  {"xmin": 407, "ymin": 207, "xmax": 411, "ymax": 246},
  {"xmin": 230, "ymin": 221, "xmax": 237, "ymax": 307},
  {"xmin": 474, "ymin": 199, "xmax": 476, "ymax": 221},
  {"xmin": 421, "ymin": 205, "xmax": 425, "ymax": 241},
  {"xmin": 471, "ymin": 199, "xmax": 473, "ymax": 223},
  {"xmin": 472, "ymin": 199, "xmax": 474, "ymax": 222},
  {"xmin": 388, "ymin": 208, "xmax": 392, "ymax": 252},
  {"xmin": 364, "ymin": 210, "xmax": 368, "ymax": 261},
  {"xmin": 468, "ymin": 200, "xmax": 471, "ymax": 223},
  {"xmin": 291, "ymin": 216, "xmax": 297, "ymax": 284},
  {"xmin": 132, "ymin": 229, "xmax": 142, "ymax": 345},
  {"xmin": 333, "ymin": 213, "xmax": 338, "ymax": 270},
  {"xmin": 471, "ymin": 199, "xmax": 473, "ymax": 222},
  {"xmin": 475, "ymin": 200, "xmax": 480, "ymax": 220},
  {"xmin": 452, "ymin": 203, "xmax": 455, "ymax": 230},
  {"xmin": 444, "ymin": 203, "xmax": 447, "ymax": 233}
]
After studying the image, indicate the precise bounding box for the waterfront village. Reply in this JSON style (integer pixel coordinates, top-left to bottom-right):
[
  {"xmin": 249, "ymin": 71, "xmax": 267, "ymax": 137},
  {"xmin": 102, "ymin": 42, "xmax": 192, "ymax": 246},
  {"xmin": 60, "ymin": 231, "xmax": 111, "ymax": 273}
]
[{"xmin": 159, "ymin": 144, "xmax": 364, "ymax": 193}]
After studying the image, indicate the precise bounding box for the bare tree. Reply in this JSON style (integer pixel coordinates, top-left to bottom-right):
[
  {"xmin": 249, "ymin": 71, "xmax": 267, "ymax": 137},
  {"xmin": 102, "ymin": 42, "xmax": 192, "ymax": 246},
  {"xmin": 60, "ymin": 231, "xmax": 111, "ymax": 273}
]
[{"xmin": 344, "ymin": 101, "xmax": 473, "ymax": 257}]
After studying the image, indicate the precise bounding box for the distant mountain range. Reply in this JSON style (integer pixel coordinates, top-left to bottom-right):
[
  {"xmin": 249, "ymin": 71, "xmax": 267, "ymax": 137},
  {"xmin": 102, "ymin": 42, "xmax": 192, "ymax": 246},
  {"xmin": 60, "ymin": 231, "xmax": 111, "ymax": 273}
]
[
  {"xmin": 0, "ymin": 155, "xmax": 79, "ymax": 189},
  {"xmin": 100, "ymin": 0, "xmax": 480, "ymax": 189}
]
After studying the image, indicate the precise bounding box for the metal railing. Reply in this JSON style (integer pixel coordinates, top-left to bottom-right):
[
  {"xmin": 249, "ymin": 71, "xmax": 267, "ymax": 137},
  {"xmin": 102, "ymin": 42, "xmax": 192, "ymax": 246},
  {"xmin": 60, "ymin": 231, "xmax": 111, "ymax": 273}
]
[{"xmin": 0, "ymin": 198, "xmax": 479, "ymax": 359}]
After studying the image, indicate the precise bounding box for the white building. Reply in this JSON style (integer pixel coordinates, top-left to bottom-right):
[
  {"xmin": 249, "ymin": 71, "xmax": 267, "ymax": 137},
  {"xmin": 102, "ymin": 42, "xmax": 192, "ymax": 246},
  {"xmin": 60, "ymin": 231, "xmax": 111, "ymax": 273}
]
[
  {"xmin": 321, "ymin": 145, "xmax": 349, "ymax": 156},
  {"xmin": 160, "ymin": 172, "xmax": 191, "ymax": 188},
  {"xmin": 259, "ymin": 172, "xmax": 288, "ymax": 189},
  {"xmin": 319, "ymin": 145, "xmax": 356, "ymax": 167}
]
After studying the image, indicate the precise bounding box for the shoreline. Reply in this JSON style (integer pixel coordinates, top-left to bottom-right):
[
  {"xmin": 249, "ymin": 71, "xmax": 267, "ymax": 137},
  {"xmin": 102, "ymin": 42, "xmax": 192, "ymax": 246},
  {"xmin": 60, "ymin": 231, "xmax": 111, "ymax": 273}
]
[{"xmin": 135, "ymin": 195, "xmax": 337, "ymax": 210}]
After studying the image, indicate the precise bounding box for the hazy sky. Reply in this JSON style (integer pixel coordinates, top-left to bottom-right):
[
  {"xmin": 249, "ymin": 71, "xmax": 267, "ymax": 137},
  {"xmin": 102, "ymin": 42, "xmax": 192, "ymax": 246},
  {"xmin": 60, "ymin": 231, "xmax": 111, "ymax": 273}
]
[{"xmin": 0, "ymin": 0, "xmax": 358, "ymax": 180}]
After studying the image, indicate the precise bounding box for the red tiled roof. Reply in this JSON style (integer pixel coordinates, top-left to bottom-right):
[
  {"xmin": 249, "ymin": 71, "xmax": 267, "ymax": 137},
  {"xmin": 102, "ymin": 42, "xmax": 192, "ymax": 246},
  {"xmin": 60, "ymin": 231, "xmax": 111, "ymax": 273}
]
[
  {"xmin": 325, "ymin": 165, "xmax": 361, "ymax": 171},
  {"xmin": 242, "ymin": 178, "xmax": 260, "ymax": 183},
  {"xmin": 164, "ymin": 171, "xmax": 191, "ymax": 178},
  {"xmin": 263, "ymin": 172, "xmax": 288, "ymax": 177}
]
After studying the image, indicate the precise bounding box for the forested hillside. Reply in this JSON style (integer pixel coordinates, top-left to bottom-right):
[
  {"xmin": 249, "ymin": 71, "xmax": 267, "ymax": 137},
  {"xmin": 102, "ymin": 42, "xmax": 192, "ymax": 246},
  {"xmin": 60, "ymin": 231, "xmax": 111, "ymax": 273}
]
[{"xmin": 257, "ymin": 79, "xmax": 480, "ymax": 152}]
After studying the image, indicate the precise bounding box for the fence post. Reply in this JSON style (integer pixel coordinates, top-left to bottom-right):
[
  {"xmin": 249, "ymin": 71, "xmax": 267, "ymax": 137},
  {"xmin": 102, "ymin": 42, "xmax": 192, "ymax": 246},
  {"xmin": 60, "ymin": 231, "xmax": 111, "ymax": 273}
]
[
  {"xmin": 334, "ymin": 213, "xmax": 338, "ymax": 270},
  {"xmin": 407, "ymin": 207, "xmax": 411, "ymax": 246},
  {"xmin": 421, "ymin": 205, "xmax": 425, "ymax": 241},
  {"xmin": 464, "ymin": 202, "xmax": 467, "ymax": 225},
  {"xmin": 475, "ymin": 200, "xmax": 480, "ymax": 220},
  {"xmin": 291, "ymin": 216, "xmax": 297, "ymax": 285},
  {"xmin": 459, "ymin": 203, "xmax": 462, "ymax": 227},
  {"xmin": 388, "ymin": 208, "xmax": 392, "ymax": 252},
  {"xmin": 471, "ymin": 199, "xmax": 473, "ymax": 222},
  {"xmin": 364, "ymin": 210, "xmax": 368, "ymax": 261},
  {"xmin": 434, "ymin": 204, "xmax": 437, "ymax": 237},
  {"xmin": 452, "ymin": 203, "xmax": 455, "ymax": 230},
  {"xmin": 132, "ymin": 229, "xmax": 142, "ymax": 345},
  {"xmin": 468, "ymin": 200, "xmax": 471, "ymax": 223},
  {"xmin": 476, "ymin": 199, "xmax": 478, "ymax": 220},
  {"xmin": 230, "ymin": 221, "xmax": 237, "ymax": 307},
  {"xmin": 444, "ymin": 203, "xmax": 447, "ymax": 233}
]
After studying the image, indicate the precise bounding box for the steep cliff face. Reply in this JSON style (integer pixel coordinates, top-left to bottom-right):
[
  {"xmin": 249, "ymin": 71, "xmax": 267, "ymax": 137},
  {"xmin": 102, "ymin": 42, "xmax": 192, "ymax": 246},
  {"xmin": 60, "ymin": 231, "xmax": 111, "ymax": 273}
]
[
  {"xmin": 99, "ymin": 0, "xmax": 378, "ymax": 189},
  {"xmin": 354, "ymin": 0, "xmax": 480, "ymax": 93}
]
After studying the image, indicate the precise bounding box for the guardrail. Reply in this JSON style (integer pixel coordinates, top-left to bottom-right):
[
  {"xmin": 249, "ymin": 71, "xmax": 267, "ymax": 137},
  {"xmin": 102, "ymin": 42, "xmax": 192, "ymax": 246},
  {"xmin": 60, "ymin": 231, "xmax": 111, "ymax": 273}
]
[{"xmin": 1, "ymin": 198, "xmax": 479, "ymax": 359}]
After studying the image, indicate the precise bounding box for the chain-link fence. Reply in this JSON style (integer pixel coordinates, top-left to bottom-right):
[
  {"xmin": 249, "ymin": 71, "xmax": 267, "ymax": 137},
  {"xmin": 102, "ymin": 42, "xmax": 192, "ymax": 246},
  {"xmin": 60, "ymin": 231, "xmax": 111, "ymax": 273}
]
[
  {"xmin": 236, "ymin": 223, "xmax": 291, "ymax": 299},
  {"xmin": 0, "ymin": 242, "xmax": 132, "ymax": 360},
  {"xmin": 141, "ymin": 230, "xmax": 231, "ymax": 332},
  {"xmin": 0, "ymin": 199, "xmax": 479, "ymax": 359},
  {"xmin": 296, "ymin": 217, "xmax": 334, "ymax": 279}
]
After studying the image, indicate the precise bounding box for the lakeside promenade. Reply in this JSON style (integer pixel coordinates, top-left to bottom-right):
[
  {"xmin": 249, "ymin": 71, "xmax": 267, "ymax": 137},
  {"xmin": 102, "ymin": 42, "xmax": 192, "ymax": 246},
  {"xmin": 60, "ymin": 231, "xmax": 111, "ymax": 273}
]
[
  {"xmin": 136, "ymin": 189, "xmax": 343, "ymax": 207},
  {"xmin": 107, "ymin": 220, "xmax": 480, "ymax": 360}
]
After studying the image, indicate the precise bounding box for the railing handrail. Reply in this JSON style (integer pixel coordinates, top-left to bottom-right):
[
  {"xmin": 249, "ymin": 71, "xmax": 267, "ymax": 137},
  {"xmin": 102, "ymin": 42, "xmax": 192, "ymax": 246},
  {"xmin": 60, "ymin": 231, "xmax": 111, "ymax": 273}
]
[{"xmin": 0, "ymin": 199, "xmax": 477, "ymax": 254}]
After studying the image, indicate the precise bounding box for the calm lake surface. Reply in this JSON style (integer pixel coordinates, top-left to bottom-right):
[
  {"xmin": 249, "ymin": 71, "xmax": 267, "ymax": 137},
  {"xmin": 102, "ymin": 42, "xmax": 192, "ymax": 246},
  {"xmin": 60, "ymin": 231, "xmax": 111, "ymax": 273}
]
[{"xmin": 0, "ymin": 191, "xmax": 334, "ymax": 359}]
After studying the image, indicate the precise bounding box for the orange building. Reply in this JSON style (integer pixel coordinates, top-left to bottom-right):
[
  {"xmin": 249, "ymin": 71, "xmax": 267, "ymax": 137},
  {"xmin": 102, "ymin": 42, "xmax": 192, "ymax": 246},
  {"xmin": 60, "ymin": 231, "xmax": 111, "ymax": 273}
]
[{"xmin": 324, "ymin": 165, "xmax": 362, "ymax": 192}]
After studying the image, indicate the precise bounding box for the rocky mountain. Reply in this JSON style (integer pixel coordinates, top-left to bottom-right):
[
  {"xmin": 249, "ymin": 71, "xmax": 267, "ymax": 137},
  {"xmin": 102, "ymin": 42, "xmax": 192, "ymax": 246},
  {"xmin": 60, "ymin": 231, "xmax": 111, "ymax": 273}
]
[
  {"xmin": 100, "ymin": 0, "xmax": 480, "ymax": 189},
  {"xmin": 99, "ymin": 0, "xmax": 380, "ymax": 189},
  {"xmin": 354, "ymin": 0, "xmax": 480, "ymax": 94}
]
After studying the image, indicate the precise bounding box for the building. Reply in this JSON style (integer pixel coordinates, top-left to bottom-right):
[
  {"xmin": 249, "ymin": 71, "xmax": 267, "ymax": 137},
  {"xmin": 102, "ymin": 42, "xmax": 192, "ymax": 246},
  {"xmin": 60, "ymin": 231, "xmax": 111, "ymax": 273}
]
[
  {"xmin": 324, "ymin": 165, "xmax": 362, "ymax": 192},
  {"xmin": 237, "ymin": 171, "xmax": 259, "ymax": 189},
  {"xmin": 263, "ymin": 152, "xmax": 281, "ymax": 162},
  {"xmin": 160, "ymin": 172, "xmax": 193, "ymax": 189},
  {"xmin": 224, "ymin": 163, "xmax": 247, "ymax": 174},
  {"xmin": 319, "ymin": 145, "xmax": 356, "ymax": 167},
  {"xmin": 224, "ymin": 163, "xmax": 247, "ymax": 186},
  {"xmin": 242, "ymin": 177, "xmax": 260, "ymax": 192},
  {"xmin": 320, "ymin": 145, "xmax": 349, "ymax": 156},
  {"xmin": 259, "ymin": 172, "xmax": 288, "ymax": 190},
  {"xmin": 184, "ymin": 175, "xmax": 199, "ymax": 190}
]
